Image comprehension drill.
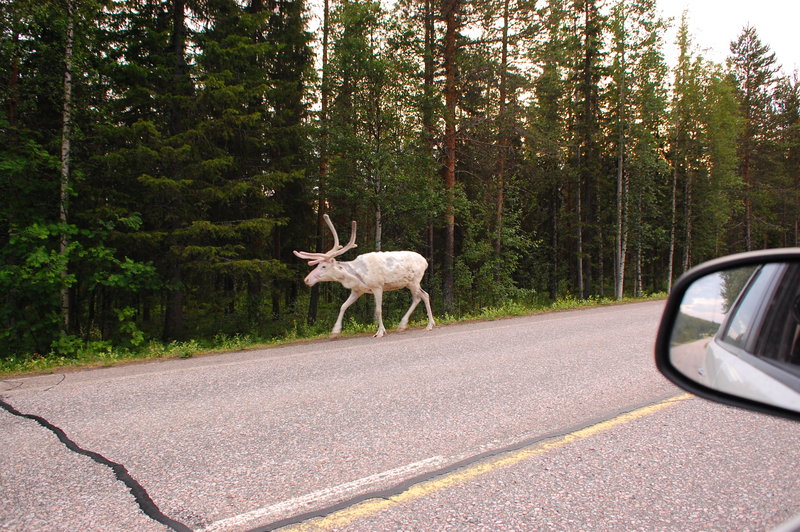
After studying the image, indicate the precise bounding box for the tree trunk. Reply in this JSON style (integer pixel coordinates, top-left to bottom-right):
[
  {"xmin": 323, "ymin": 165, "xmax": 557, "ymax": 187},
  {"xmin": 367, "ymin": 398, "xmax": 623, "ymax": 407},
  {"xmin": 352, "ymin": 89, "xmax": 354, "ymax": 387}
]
[
  {"xmin": 575, "ymin": 0, "xmax": 598, "ymax": 300},
  {"xmin": 667, "ymin": 124, "xmax": 680, "ymax": 292},
  {"xmin": 441, "ymin": 0, "xmax": 460, "ymax": 313},
  {"xmin": 743, "ymin": 151, "xmax": 752, "ymax": 251},
  {"xmin": 308, "ymin": 0, "xmax": 331, "ymax": 325},
  {"xmin": 163, "ymin": 0, "xmax": 189, "ymax": 339},
  {"xmin": 597, "ymin": 204, "xmax": 605, "ymax": 298},
  {"xmin": 576, "ymin": 175, "xmax": 584, "ymax": 299},
  {"xmin": 59, "ymin": 1, "xmax": 75, "ymax": 332},
  {"xmin": 272, "ymin": 228, "xmax": 282, "ymax": 319},
  {"xmin": 683, "ymin": 170, "xmax": 693, "ymax": 271},
  {"xmin": 551, "ymin": 186, "xmax": 560, "ymax": 299},
  {"xmin": 493, "ymin": 0, "xmax": 510, "ymax": 267},
  {"xmin": 8, "ymin": 27, "xmax": 20, "ymax": 129},
  {"xmin": 375, "ymin": 202, "xmax": 382, "ymax": 251},
  {"xmin": 163, "ymin": 257, "xmax": 185, "ymax": 340},
  {"xmin": 614, "ymin": 45, "xmax": 627, "ymax": 300},
  {"xmin": 422, "ymin": 0, "xmax": 436, "ymax": 294},
  {"xmin": 422, "ymin": 0, "xmax": 436, "ymax": 152},
  {"xmin": 247, "ymin": 278, "xmax": 263, "ymax": 326},
  {"xmin": 615, "ymin": 154, "xmax": 625, "ymax": 299},
  {"xmin": 635, "ymin": 237, "xmax": 643, "ymax": 297},
  {"xmin": 171, "ymin": 0, "xmax": 187, "ymax": 83}
]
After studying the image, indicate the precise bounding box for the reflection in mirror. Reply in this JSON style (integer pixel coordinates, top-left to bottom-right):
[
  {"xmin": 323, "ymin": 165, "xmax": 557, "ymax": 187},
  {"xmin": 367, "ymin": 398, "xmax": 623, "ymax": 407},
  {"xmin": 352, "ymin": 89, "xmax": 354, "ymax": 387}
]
[{"xmin": 669, "ymin": 262, "xmax": 800, "ymax": 414}]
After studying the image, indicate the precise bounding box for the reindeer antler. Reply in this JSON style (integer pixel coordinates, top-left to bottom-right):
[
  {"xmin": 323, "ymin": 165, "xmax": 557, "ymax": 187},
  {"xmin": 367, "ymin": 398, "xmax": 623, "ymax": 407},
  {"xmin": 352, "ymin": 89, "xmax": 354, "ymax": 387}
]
[
  {"xmin": 293, "ymin": 214, "xmax": 357, "ymax": 264},
  {"xmin": 324, "ymin": 214, "xmax": 357, "ymax": 258}
]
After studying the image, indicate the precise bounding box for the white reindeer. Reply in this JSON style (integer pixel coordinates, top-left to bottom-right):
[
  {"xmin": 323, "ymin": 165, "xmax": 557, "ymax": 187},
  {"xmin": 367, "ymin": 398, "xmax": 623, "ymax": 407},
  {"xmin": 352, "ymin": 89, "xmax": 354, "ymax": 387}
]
[{"xmin": 294, "ymin": 214, "xmax": 435, "ymax": 338}]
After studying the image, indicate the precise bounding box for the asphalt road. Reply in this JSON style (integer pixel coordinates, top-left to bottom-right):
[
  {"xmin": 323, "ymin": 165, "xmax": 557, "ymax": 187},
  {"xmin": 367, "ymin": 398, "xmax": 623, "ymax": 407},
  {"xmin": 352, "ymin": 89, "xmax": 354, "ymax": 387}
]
[{"xmin": 1, "ymin": 301, "xmax": 799, "ymax": 531}]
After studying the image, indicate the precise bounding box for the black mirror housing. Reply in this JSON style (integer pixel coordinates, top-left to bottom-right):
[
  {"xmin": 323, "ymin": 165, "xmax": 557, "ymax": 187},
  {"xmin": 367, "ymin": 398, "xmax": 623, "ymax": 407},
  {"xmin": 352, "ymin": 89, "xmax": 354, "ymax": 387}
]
[{"xmin": 655, "ymin": 248, "xmax": 800, "ymax": 422}]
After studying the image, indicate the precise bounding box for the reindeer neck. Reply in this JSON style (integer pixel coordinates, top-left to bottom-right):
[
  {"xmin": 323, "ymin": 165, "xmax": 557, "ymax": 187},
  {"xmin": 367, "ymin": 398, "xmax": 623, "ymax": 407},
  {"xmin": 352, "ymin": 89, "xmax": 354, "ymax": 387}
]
[{"xmin": 333, "ymin": 257, "xmax": 370, "ymax": 290}]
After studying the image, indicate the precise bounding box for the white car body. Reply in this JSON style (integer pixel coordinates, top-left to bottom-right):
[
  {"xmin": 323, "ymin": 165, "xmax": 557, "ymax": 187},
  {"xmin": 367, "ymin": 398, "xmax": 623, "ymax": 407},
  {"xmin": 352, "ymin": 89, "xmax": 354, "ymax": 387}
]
[{"xmin": 702, "ymin": 337, "xmax": 800, "ymax": 411}]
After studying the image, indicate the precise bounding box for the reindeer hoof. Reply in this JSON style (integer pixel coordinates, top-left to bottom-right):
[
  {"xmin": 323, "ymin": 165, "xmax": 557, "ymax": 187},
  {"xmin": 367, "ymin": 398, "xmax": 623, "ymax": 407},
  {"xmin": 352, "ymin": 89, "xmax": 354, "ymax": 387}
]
[
  {"xmin": 374, "ymin": 330, "xmax": 385, "ymax": 338},
  {"xmin": 329, "ymin": 332, "xmax": 340, "ymax": 339}
]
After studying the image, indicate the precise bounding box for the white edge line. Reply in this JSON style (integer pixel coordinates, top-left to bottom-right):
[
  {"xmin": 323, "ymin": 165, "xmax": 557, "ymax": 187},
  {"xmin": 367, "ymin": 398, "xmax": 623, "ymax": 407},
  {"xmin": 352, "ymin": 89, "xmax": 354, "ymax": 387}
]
[{"xmin": 198, "ymin": 455, "xmax": 448, "ymax": 531}]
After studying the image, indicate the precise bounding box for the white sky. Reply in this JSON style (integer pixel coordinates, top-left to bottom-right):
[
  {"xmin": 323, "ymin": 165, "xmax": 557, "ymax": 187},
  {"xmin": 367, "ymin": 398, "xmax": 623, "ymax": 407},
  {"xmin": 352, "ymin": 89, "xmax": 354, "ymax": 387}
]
[
  {"xmin": 311, "ymin": 1, "xmax": 799, "ymax": 75},
  {"xmin": 680, "ymin": 272, "xmax": 727, "ymax": 323},
  {"xmin": 656, "ymin": 0, "xmax": 800, "ymax": 74}
]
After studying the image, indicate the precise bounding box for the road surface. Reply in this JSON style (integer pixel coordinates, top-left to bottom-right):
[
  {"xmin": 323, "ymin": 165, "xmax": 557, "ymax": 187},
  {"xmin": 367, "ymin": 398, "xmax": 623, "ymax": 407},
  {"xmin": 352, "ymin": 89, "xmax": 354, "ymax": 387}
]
[{"xmin": 2, "ymin": 301, "xmax": 799, "ymax": 531}]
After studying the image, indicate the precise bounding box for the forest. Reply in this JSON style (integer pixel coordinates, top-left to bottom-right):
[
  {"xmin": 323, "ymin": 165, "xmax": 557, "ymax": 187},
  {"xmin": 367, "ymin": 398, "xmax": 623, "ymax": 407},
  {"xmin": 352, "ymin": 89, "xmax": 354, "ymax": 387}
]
[{"xmin": 1, "ymin": 0, "xmax": 799, "ymax": 358}]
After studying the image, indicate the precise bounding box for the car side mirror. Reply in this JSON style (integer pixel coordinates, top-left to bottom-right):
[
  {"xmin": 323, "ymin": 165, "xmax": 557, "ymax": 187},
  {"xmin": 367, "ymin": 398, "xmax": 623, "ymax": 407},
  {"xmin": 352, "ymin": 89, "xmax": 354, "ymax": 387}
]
[{"xmin": 655, "ymin": 249, "xmax": 800, "ymax": 421}]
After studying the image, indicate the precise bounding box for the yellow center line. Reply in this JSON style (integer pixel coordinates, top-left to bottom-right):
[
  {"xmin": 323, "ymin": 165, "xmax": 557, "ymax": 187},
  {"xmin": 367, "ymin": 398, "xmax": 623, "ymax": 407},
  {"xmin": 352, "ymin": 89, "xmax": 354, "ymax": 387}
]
[{"xmin": 283, "ymin": 393, "xmax": 693, "ymax": 531}]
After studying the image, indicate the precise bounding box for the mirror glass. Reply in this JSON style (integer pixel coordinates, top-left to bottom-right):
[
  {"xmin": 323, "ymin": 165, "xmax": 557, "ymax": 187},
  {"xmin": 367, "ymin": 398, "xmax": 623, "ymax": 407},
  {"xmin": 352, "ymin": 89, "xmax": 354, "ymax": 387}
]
[{"xmin": 669, "ymin": 262, "xmax": 800, "ymax": 413}]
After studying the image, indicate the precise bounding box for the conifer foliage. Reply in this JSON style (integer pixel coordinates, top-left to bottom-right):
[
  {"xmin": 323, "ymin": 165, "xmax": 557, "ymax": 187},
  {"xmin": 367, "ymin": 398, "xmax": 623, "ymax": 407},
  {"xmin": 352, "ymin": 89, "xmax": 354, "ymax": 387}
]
[{"xmin": 1, "ymin": 0, "xmax": 798, "ymax": 356}]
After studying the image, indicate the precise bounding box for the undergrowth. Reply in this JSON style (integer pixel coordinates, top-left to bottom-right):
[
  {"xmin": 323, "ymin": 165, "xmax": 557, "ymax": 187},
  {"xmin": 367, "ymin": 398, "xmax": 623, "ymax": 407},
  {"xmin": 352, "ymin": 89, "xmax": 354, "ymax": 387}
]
[{"xmin": 0, "ymin": 293, "xmax": 666, "ymax": 377}]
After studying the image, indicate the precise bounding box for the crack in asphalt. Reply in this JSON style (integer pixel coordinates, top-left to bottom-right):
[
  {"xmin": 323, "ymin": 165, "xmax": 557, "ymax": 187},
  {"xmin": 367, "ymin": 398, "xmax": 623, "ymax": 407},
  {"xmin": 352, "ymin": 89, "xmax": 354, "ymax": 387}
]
[
  {"xmin": 0, "ymin": 398, "xmax": 191, "ymax": 532},
  {"xmin": 42, "ymin": 373, "xmax": 66, "ymax": 392},
  {"xmin": 0, "ymin": 380, "xmax": 24, "ymax": 392},
  {"xmin": 1, "ymin": 373, "xmax": 66, "ymax": 394}
]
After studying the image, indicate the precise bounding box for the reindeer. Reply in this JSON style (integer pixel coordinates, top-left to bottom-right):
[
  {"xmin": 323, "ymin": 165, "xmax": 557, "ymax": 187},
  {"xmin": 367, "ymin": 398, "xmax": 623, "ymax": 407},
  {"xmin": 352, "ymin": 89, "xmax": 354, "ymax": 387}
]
[{"xmin": 294, "ymin": 215, "xmax": 435, "ymax": 338}]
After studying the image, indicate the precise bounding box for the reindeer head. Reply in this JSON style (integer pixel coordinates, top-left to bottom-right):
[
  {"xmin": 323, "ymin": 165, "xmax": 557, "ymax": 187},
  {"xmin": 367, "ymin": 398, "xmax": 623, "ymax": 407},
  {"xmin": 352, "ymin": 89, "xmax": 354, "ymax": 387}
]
[{"xmin": 293, "ymin": 214, "xmax": 357, "ymax": 286}]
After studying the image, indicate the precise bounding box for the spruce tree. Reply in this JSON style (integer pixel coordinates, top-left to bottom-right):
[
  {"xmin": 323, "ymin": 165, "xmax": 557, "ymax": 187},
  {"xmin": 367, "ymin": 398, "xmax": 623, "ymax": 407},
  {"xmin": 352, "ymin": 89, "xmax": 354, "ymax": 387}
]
[{"xmin": 728, "ymin": 25, "xmax": 779, "ymax": 250}]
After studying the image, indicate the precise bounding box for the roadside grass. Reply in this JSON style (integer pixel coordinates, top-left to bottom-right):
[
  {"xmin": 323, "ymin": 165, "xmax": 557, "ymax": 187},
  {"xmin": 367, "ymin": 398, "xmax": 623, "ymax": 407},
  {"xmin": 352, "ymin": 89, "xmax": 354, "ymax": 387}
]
[{"xmin": 0, "ymin": 293, "xmax": 666, "ymax": 378}]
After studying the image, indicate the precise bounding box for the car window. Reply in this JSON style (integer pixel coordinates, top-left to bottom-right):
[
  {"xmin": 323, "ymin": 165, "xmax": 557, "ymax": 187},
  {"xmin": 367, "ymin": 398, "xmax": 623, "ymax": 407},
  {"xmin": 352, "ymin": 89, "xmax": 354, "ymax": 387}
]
[
  {"xmin": 752, "ymin": 263, "xmax": 800, "ymax": 366},
  {"xmin": 720, "ymin": 263, "xmax": 782, "ymax": 351}
]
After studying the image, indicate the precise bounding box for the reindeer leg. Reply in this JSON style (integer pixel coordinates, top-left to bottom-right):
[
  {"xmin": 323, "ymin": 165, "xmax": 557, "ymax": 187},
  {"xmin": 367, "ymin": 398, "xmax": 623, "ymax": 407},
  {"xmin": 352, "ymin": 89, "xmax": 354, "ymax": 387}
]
[
  {"xmin": 398, "ymin": 285, "xmax": 422, "ymax": 331},
  {"xmin": 420, "ymin": 288, "xmax": 435, "ymax": 330},
  {"xmin": 332, "ymin": 290, "xmax": 361, "ymax": 337},
  {"xmin": 373, "ymin": 288, "xmax": 386, "ymax": 337}
]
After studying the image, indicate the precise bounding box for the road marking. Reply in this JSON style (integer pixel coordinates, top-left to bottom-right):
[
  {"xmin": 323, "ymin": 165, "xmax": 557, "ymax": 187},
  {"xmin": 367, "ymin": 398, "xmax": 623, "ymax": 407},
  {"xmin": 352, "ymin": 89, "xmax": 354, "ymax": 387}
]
[
  {"xmin": 199, "ymin": 456, "xmax": 450, "ymax": 531},
  {"xmin": 278, "ymin": 393, "xmax": 693, "ymax": 531}
]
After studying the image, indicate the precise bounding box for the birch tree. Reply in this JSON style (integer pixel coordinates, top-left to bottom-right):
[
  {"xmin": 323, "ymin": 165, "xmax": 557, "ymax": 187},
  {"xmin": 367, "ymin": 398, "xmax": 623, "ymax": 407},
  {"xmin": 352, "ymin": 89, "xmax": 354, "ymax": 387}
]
[
  {"xmin": 608, "ymin": 0, "xmax": 668, "ymax": 298},
  {"xmin": 59, "ymin": 0, "xmax": 75, "ymax": 329}
]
